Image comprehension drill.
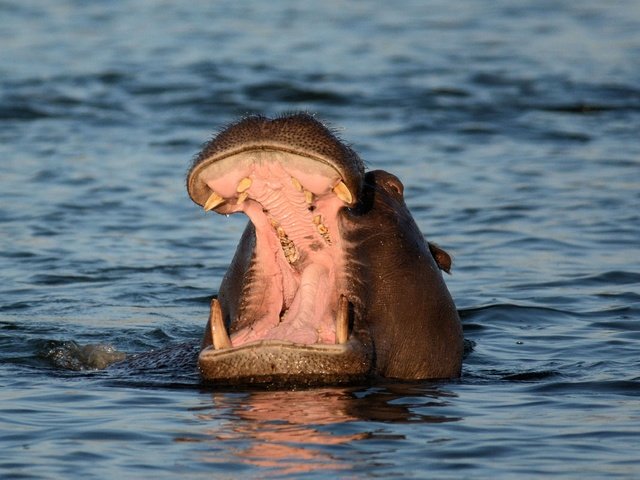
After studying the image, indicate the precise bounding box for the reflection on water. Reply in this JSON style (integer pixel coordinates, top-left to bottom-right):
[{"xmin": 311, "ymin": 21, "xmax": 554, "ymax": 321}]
[{"xmin": 189, "ymin": 384, "xmax": 459, "ymax": 475}]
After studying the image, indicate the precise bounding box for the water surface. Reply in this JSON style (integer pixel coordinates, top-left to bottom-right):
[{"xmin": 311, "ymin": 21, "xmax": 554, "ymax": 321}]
[{"xmin": 1, "ymin": 1, "xmax": 639, "ymax": 478}]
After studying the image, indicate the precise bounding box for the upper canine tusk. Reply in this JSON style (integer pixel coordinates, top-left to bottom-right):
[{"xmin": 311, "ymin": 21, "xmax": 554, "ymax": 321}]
[
  {"xmin": 209, "ymin": 298, "xmax": 232, "ymax": 350},
  {"xmin": 203, "ymin": 191, "xmax": 225, "ymax": 211},
  {"xmin": 336, "ymin": 294, "xmax": 349, "ymax": 344},
  {"xmin": 333, "ymin": 181, "xmax": 353, "ymax": 204}
]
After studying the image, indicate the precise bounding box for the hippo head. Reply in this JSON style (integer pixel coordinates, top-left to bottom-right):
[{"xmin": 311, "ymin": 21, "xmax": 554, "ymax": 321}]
[{"xmin": 187, "ymin": 113, "xmax": 462, "ymax": 386}]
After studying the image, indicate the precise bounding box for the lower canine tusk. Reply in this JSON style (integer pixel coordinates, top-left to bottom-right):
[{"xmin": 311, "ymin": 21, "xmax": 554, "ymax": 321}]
[
  {"xmin": 336, "ymin": 294, "xmax": 349, "ymax": 344},
  {"xmin": 209, "ymin": 298, "xmax": 232, "ymax": 349}
]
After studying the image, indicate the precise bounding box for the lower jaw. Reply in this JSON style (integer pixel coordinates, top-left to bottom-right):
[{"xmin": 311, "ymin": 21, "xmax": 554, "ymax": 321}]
[{"xmin": 198, "ymin": 338, "xmax": 372, "ymax": 387}]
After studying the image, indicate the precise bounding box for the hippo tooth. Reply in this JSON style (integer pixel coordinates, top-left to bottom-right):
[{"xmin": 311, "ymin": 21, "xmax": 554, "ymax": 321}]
[
  {"xmin": 236, "ymin": 177, "xmax": 252, "ymax": 193},
  {"xmin": 209, "ymin": 298, "xmax": 232, "ymax": 350},
  {"xmin": 333, "ymin": 181, "xmax": 353, "ymax": 204},
  {"xmin": 203, "ymin": 191, "xmax": 225, "ymax": 211},
  {"xmin": 237, "ymin": 191, "xmax": 249, "ymax": 205},
  {"xmin": 276, "ymin": 226, "xmax": 298, "ymax": 263},
  {"xmin": 313, "ymin": 215, "xmax": 332, "ymax": 244},
  {"xmin": 291, "ymin": 176, "xmax": 303, "ymax": 191},
  {"xmin": 304, "ymin": 190, "xmax": 314, "ymax": 204},
  {"xmin": 336, "ymin": 294, "xmax": 349, "ymax": 344}
]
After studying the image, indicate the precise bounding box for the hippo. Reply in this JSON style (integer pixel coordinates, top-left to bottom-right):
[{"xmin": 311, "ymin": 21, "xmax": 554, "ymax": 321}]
[{"xmin": 186, "ymin": 113, "xmax": 462, "ymax": 386}]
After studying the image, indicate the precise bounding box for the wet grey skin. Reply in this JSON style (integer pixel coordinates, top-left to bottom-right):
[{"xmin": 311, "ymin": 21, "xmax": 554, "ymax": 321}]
[{"xmin": 187, "ymin": 113, "xmax": 463, "ymax": 386}]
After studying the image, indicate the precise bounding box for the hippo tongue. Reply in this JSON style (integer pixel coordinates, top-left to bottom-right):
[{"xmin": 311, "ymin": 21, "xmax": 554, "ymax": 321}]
[
  {"xmin": 251, "ymin": 263, "xmax": 331, "ymax": 344},
  {"xmin": 197, "ymin": 150, "xmax": 354, "ymax": 348}
]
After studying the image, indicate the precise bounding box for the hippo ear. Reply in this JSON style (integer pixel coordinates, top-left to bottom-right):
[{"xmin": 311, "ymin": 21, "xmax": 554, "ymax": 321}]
[
  {"xmin": 381, "ymin": 173, "xmax": 404, "ymax": 197},
  {"xmin": 364, "ymin": 170, "xmax": 405, "ymax": 199},
  {"xmin": 428, "ymin": 242, "xmax": 452, "ymax": 274}
]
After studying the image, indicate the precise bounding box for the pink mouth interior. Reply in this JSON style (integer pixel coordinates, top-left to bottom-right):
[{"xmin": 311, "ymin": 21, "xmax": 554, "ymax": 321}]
[{"xmin": 201, "ymin": 150, "xmax": 348, "ymax": 347}]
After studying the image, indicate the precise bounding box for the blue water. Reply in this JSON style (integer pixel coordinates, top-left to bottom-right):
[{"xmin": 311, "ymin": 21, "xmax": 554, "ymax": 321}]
[{"xmin": 1, "ymin": 0, "xmax": 639, "ymax": 478}]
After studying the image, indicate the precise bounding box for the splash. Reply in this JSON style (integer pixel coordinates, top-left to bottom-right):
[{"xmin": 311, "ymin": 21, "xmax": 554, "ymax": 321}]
[{"xmin": 43, "ymin": 340, "xmax": 127, "ymax": 371}]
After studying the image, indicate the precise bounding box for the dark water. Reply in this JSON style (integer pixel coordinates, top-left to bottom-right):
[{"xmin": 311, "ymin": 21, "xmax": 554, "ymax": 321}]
[{"xmin": 1, "ymin": 0, "xmax": 639, "ymax": 478}]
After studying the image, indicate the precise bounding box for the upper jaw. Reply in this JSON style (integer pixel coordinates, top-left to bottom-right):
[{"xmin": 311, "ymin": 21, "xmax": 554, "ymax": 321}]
[
  {"xmin": 186, "ymin": 113, "xmax": 364, "ymax": 209},
  {"xmin": 188, "ymin": 147, "xmax": 357, "ymax": 213}
]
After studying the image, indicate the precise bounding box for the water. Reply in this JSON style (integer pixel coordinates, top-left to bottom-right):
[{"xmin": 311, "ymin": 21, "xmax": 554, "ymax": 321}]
[{"xmin": 1, "ymin": 0, "xmax": 639, "ymax": 478}]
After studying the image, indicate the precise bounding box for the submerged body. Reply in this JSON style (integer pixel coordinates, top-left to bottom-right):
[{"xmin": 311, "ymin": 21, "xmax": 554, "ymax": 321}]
[{"xmin": 187, "ymin": 114, "xmax": 463, "ymax": 385}]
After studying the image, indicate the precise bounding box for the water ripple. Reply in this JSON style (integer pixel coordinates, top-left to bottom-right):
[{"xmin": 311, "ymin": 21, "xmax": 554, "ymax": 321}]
[{"xmin": 1, "ymin": 0, "xmax": 640, "ymax": 477}]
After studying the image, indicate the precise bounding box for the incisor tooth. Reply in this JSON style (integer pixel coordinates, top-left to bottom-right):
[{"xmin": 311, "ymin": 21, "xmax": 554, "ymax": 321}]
[
  {"xmin": 237, "ymin": 191, "xmax": 249, "ymax": 205},
  {"xmin": 237, "ymin": 177, "xmax": 252, "ymax": 193},
  {"xmin": 333, "ymin": 181, "xmax": 353, "ymax": 204},
  {"xmin": 203, "ymin": 191, "xmax": 225, "ymax": 211},
  {"xmin": 291, "ymin": 177, "xmax": 303, "ymax": 191},
  {"xmin": 336, "ymin": 294, "xmax": 349, "ymax": 344},
  {"xmin": 304, "ymin": 190, "xmax": 314, "ymax": 204},
  {"xmin": 209, "ymin": 298, "xmax": 232, "ymax": 350},
  {"xmin": 313, "ymin": 215, "xmax": 322, "ymax": 225}
]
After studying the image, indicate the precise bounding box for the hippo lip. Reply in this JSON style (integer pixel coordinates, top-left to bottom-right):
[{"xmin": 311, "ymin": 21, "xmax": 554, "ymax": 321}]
[{"xmin": 198, "ymin": 337, "xmax": 372, "ymax": 386}]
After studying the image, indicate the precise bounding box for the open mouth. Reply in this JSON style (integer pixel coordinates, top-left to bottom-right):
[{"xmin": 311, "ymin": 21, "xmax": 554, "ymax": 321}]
[
  {"xmin": 188, "ymin": 144, "xmax": 370, "ymax": 362},
  {"xmin": 187, "ymin": 116, "xmax": 373, "ymax": 384},
  {"xmin": 193, "ymin": 147, "xmax": 355, "ymax": 349}
]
